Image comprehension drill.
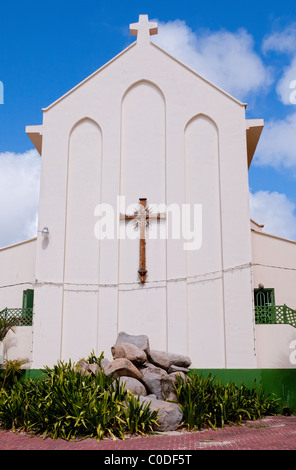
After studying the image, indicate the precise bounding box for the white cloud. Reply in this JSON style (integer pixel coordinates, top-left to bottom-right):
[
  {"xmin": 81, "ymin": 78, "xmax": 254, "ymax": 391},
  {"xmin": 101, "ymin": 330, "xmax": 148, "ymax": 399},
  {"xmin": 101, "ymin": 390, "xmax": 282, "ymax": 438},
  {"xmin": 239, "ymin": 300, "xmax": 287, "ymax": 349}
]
[
  {"xmin": 153, "ymin": 20, "xmax": 273, "ymax": 101},
  {"xmin": 0, "ymin": 149, "xmax": 41, "ymax": 248},
  {"xmin": 263, "ymin": 24, "xmax": 296, "ymax": 105},
  {"xmin": 252, "ymin": 25, "xmax": 296, "ymax": 170},
  {"xmin": 275, "ymin": 57, "xmax": 296, "ymax": 105},
  {"xmin": 254, "ymin": 112, "xmax": 296, "ymax": 169},
  {"xmin": 262, "ymin": 24, "xmax": 296, "ymax": 55},
  {"xmin": 250, "ymin": 190, "xmax": 296, "ymax": 241},
  {"xmin": 152, "ymin": 20, "xmax": 296, "ymax": 174}
]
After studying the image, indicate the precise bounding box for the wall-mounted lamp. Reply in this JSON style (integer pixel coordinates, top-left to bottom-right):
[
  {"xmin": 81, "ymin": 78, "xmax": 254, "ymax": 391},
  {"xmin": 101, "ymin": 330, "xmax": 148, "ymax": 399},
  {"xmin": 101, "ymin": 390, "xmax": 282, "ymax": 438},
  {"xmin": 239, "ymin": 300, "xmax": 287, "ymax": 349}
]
[
  {"xmin": 41, "ymin": 227, "xmax": 49, "ymax": 238},
  {"xmin": 258, "ymin": 283, "xmax": 264, "ymax": 289}
]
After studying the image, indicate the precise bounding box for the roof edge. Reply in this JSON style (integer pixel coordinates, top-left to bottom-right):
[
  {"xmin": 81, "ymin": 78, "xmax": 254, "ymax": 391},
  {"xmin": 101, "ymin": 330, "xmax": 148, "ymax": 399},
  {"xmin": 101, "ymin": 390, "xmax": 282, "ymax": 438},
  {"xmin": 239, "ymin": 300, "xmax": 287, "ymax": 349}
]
[
  {"xmin": 151, "ymin": 41, "xmax": 247, "ymax": 107},
  {"xmin": 0, "ymin": 237, "xmax": 37, "ymax": 253},
  {"xmin": 26, "ymin": 125, "xmax": 43, "ymax": 155},
  {"xmin": 42, "ymin": 41, "xmax": 137, "ymax": 112},
  {"xmin": 251, "ymin": 218, "xmax": 264, "ymax": 229},
  {"xmin": 246, "ymin": 119, "xmax": 264, "ymax": 168},
  {"xmin": 251, "ymin": 228, "xmax": 296, "ymax": 246},
  {"xmin": 42, "ymin": 37, "xmax": 248, "ymax": 112}
]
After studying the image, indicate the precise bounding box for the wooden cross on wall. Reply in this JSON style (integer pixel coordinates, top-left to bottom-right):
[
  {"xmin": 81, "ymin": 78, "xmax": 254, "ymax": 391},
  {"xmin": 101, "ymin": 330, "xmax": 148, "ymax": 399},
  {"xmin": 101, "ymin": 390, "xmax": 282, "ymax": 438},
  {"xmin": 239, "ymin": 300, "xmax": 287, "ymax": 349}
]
[{"xmin": 120, "ymin": 198, "xmax": 166, "ymax": 284}]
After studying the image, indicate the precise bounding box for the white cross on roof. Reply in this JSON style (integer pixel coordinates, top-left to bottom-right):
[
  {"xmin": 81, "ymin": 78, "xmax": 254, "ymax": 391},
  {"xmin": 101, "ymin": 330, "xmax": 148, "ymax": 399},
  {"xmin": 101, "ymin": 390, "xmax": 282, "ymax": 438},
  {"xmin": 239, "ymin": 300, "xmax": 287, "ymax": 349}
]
[{"xmin": 129, "ymin": 15, "xmax": 158, "ymax": 43}]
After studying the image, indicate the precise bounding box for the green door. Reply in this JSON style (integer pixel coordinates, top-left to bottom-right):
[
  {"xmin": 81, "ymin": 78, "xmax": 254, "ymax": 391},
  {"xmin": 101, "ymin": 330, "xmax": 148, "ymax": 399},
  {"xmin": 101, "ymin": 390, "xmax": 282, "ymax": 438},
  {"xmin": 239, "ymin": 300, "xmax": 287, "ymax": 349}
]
[
  {"xmin": 254, "ymin": 288, "xmax": 275, "ymax": 307},
  {"xmin": 22, "ymin": 289, "xmax": 34, "ymax": 309},
  {"xmin": 254, "ymin": 288, "xmax": 275, "ymax": 324}
]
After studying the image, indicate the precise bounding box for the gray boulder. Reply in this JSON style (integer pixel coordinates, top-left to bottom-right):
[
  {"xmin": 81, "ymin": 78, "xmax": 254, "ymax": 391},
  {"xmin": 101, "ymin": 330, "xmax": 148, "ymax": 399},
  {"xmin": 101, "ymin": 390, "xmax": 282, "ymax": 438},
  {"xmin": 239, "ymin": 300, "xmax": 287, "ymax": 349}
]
[
  {"xmin": 88, "ymin": 363, "xmax": 100, "ymax": 375},
  {"xmin": 100, "ymin": 358, "xmax": 110, "ymax": 372},
  {"xmin": 118, "ymin": 376, "xmax": 147, "ymax": 396},
  {"xmin": 139, "ymin": 395, "xmax": 183, "ymax": 432},
  {"xmin": 116, "ymin": 331, "xmax": 150, "ymax": 356},
  {"xmin": 140, "ymin": 363, "xmax": 177, "ymax": 401},
  {"xmin": 76, "ymin": 359, "xmax": 109, "ymax": 376},
  {"xmin": 168, "ymin": 371, "xmax": 187, "ymax": 385},
  {"xmin": 111, "ymin": 342, "xmax": 147, "ymax": 366},
  {"xmin": 149, "ymin": 350, "xmax": 191, "ymax": 371},
  {"xmin": 168, "ymin": 364, "xmax": 190, "ymax": 374},
  {"xmin": 104, "ymin": 357, "xmax": 143, "ymax": 381},
  {"xmin": 75, "ymin": 359, "xmax": 90, "ymax": 376}
]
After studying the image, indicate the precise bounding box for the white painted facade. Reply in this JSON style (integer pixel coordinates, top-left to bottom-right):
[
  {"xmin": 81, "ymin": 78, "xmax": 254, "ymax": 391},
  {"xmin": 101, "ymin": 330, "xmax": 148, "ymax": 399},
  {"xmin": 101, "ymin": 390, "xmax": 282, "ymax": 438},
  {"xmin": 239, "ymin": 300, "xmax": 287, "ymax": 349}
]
[
  {"xmin": 251, "ymin": 223, "xmax": 296, "ymax": 368},
  {"xmin": 0, "ymin": 238, "xmax": 36, "ymax": 308},
  {"xmin": 251, "ymin": 224, "xmax": 296, "ymax": 309},
  {"xmin": 256, "ymin": 325, "xmax": 296, "ymax": 368},
  {"xmin": 1, "ymin": 16, "xmax": 296, "ymax": 370},
  {"xmin": 0, "ymin": 239, "xmax": 36, "ymax": 365}
]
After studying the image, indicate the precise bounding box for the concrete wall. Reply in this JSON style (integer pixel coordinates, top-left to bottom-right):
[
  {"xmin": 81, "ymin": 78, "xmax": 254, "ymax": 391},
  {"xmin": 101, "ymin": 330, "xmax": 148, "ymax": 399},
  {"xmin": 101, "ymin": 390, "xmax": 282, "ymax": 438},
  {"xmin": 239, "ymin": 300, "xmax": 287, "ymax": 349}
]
[
  {"xmin": 251, "ymin": 229, "xmax": 296, "ymax": 308},
  {"xmin": 2, "ymin": 327, "xmax": 32, "ymax": 365},
  {"xmin": 0, "ymin": 239, "xmax": 36, "ymax": 365},
  {"xmin": 251, "ymin": 229, "xmax": 296, "ymax": 369},
  {"xmin": 30, "ymin": 32, "xmax": 256, "ymax": 369},
  {"xmin": 256, "ymin": 324, "xmax": 296, "ymax": 369},
  {"xmin": 0, "ymin": 238, "xmax": 36, "ymax": 309}
]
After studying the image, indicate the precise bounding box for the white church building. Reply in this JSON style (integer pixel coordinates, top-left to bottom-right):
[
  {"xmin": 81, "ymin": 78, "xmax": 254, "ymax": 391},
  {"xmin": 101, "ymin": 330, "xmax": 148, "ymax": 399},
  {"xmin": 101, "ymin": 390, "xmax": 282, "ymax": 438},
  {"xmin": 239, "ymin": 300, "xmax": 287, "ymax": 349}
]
[{"xmin": 1, "ymin": 16, "xmax": 296, "ymax": 398}]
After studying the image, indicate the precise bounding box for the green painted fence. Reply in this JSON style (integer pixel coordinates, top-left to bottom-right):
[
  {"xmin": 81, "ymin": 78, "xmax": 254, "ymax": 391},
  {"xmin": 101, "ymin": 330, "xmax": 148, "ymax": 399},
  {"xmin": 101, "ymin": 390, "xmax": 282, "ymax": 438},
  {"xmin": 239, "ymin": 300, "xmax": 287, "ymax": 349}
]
[
  {"xmin": 255, "ymin": 305, "xmax": 296, "ymax": 328},
  {"xmin": 0, "ymin": 308, "xmax": 33, "ymax": 326}
]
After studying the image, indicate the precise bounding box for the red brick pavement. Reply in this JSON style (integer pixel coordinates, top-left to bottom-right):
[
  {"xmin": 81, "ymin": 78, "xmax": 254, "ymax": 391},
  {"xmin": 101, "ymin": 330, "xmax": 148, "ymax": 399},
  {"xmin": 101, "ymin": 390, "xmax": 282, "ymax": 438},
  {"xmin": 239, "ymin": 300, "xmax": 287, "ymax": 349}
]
[{"xmin": 1, "ymin": 416, "xmax": 296, "ymax": 450}]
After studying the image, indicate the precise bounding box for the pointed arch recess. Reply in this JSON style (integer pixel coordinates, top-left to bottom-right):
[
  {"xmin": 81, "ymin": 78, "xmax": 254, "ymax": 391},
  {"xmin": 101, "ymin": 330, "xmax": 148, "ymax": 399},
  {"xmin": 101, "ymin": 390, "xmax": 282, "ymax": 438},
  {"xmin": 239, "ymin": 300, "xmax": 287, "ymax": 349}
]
[
  {"xmin": 184, "ymin": 113, "xmax": 221, "ymax": 276},
  {"xmin": 65, "ymin": 117, "xmax": 102, "ymax": 284},
  {"xmin": 118, "ymin": 79, "xmax": 167, "ymax": 348}
]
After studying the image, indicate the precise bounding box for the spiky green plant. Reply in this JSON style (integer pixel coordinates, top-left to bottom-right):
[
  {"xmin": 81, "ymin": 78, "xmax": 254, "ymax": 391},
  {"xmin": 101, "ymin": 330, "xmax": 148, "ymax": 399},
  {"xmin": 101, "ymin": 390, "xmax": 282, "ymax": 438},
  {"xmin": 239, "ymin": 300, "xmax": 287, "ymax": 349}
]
[
  {"xmin": 0, "ymin": 357, "xmax": 158, "ymax": 441},
  {"xmin": 0, "ymin": 316, "xmax": 18, "ymax": 342},
  {"xmin": 175, "ymin": 371, "xmax": 280, "ymax": 430},
  {"xmin": 0, "ymin": 358, "xmax": 29, "ymax": 390}
]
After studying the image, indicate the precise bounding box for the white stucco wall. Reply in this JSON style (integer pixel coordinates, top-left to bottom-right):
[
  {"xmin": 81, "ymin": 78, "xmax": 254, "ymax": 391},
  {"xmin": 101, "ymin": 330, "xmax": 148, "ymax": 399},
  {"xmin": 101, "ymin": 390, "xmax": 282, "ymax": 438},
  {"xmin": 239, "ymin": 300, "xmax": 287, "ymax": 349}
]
[
  {"xmin": 30, "ymin": 28, "xmax": 256, "ymax": 369},
  {"xmin": 2, "ymin": 327, "xmax": 32, "ymax": 365},
  {"xmin": 256, "ymin": 324, "xmax": 296, "ymax": 368},
  {"xmin": 252, "ymin": 229, "xmax": 296, "ymax": 308},
  {"xmin": 251, "ymin": 229, "xmax": 296, "ymax": 368},
  {"xmin": 0, "ymin": 239, "xmax": 36, "ymax": 365},
  {"xmin": 0, "ymin": 238, "xmax": 36, "ymax": 308}
]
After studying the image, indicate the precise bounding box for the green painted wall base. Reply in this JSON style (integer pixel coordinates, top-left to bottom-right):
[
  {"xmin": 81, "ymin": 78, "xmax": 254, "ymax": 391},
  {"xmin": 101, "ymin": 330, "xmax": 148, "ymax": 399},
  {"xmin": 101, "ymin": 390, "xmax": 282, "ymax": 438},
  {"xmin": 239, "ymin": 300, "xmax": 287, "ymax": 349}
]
[
  {"xmin": 195, "ymin": 369, "xmax": 296, "ymax": 412},
  {"xmin": 22, "ymin": 368, "xmax": 296, "ymax": 412},
  {"xmin": 22, "ymin": 369, "xmax": 45, "ymax": 380}
]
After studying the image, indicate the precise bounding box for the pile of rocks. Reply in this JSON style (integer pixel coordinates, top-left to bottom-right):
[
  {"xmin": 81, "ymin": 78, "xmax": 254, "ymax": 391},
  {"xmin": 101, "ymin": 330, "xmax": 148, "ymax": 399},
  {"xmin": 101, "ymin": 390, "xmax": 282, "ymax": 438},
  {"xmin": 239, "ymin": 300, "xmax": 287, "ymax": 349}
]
[{"xmin": 77, "ymin": 332, "xmax": 192, "ymax": 432}]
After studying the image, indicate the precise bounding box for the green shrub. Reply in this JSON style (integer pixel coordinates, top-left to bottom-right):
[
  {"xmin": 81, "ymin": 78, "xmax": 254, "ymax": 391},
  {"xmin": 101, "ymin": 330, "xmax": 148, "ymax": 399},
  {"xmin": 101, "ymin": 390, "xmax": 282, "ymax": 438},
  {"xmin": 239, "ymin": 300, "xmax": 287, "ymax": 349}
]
[
  {"xmin": 0, "ymin": 316, "xmax": 18, "ymax": 342},
  {"xmin": 0, "ymin": 357, "xmax": 282, "ymax": 441},
  {"xmin": 0, "ymin": 358, "xmax": 158, "ymax": 441},
  {"xmin": 175, "ymin": 371, "xmax": 280, "ymax": 430},
  {"xmin": 0, "ymin": 359, "xmax": 28, "ymax": 390}
]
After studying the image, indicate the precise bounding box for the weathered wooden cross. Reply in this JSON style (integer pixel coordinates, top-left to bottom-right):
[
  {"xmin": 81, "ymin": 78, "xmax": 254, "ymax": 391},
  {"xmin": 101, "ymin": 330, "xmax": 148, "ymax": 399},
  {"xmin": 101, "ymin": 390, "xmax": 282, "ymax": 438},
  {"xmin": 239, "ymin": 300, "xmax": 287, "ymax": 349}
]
[{"xmin": 120, "ymin": 198, "xmax": 166, "ymax": 284}]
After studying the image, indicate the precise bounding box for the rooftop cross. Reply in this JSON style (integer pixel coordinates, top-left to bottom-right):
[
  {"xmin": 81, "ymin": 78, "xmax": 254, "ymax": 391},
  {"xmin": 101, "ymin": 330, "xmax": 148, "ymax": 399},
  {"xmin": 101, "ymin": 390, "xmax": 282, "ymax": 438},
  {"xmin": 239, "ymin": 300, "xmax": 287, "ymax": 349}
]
[{"xmin": 129, "ymin": 15, "xmax": 158, "ymax": 44}]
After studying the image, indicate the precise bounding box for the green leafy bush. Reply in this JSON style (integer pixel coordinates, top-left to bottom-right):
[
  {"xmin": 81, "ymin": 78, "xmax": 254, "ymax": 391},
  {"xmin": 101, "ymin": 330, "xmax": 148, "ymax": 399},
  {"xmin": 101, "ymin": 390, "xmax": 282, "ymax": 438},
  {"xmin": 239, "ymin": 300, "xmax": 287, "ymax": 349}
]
[
  {"xmin": 0, "ymin": 359, "xmax": 28, "ymax": 390},
  {"xmin": 0, "ymin": 359, "xmax": 158, "ymax": 441},
  {"xmin": 0, "ymin": 316, "xmax": 18, "ymax": 342},
  {"xmin": 0, "ymin": 357, "xmax": 282, "ymax": 441},
  {"xmin": 175, "ymin": 371, "xmax": 280, "ymax": 430}
]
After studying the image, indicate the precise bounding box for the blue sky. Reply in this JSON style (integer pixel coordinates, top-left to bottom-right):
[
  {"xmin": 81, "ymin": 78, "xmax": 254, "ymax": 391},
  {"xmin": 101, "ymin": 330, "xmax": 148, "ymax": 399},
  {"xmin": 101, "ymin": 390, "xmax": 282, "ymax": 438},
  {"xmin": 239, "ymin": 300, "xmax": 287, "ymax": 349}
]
[{"xmin": 0, "ymin": 0, "xmax": 296, "ymax": 246}]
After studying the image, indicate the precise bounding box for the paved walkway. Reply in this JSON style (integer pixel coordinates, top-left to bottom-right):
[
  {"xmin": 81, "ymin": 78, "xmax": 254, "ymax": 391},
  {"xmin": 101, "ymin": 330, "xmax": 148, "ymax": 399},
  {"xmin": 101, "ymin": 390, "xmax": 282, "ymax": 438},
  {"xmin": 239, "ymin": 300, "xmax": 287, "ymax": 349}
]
[{"xmin": 1, "ymin": 416, "xmax": 296, "ymax": 450}]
